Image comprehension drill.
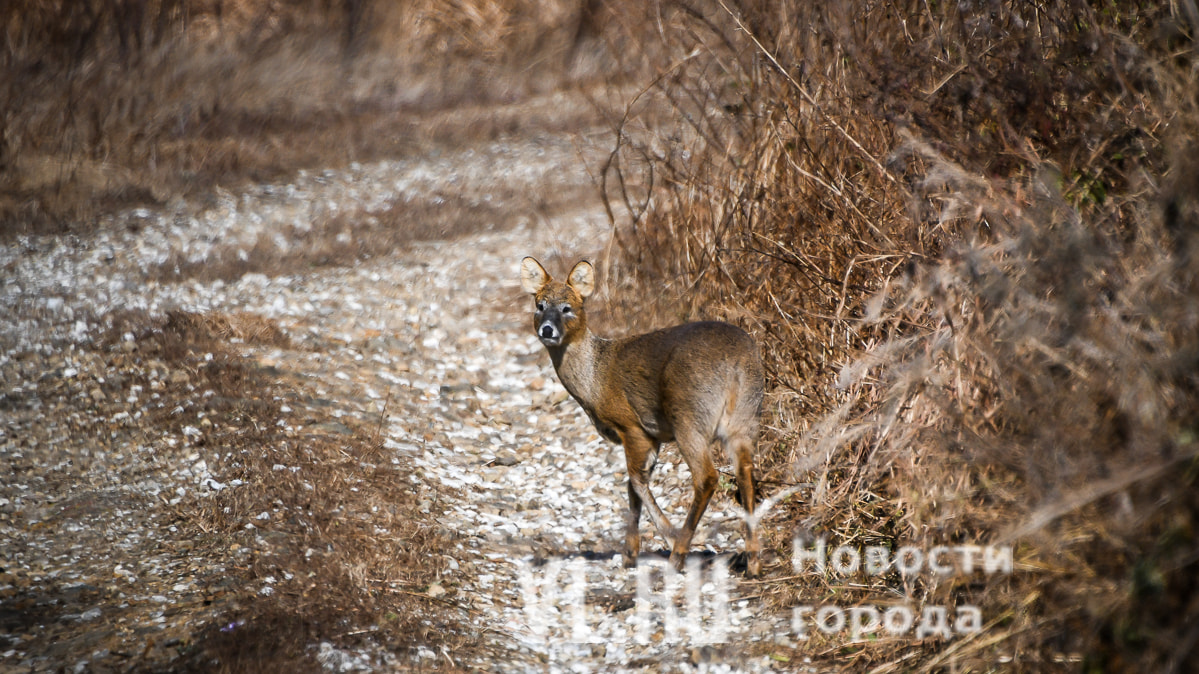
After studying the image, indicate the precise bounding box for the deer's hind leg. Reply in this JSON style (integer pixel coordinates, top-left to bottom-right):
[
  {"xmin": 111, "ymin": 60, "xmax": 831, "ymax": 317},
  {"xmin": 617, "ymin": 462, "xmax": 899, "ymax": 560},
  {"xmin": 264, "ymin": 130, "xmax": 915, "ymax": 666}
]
[
  {"xmin": 670, "ymin": 425, "xmax": 719, "ymax": 572},
  {"xmin": 728, "ymin": 433, "xmax": 761, "ymax": 577}
]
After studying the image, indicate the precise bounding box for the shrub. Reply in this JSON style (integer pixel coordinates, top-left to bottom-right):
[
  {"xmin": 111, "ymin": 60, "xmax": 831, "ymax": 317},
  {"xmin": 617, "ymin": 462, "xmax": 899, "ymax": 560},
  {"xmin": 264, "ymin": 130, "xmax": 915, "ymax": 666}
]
[{"xmin": 604, "ymin": 0, "xmax": 1199, "ymax": 667}]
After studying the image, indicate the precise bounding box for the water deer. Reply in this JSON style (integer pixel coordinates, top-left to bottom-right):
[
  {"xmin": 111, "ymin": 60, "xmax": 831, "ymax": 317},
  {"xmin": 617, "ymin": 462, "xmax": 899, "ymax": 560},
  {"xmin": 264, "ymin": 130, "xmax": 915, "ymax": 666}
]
[{"xmin": 519, "ymin": 256, "xmax": 764, "ymax": 576}]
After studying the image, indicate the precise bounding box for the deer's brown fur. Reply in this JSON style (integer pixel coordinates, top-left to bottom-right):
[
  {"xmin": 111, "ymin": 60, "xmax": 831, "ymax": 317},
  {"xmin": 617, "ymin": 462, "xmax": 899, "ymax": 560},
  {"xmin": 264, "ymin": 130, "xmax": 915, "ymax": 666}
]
[{"xmin": 520, "ymin": 256, "xmax": 764, "ymax": 575}]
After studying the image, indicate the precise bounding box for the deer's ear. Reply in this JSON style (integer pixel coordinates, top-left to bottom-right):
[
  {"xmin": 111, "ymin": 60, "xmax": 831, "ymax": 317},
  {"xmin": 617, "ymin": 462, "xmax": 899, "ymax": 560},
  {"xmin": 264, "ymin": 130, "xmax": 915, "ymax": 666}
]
[
  {"xmin": 520, "ymin": 256, "xmax": 550, "ymax": 295},
  {"xmin": 567, "ymin": 260, "xmax": 595, "ymax": 298}
]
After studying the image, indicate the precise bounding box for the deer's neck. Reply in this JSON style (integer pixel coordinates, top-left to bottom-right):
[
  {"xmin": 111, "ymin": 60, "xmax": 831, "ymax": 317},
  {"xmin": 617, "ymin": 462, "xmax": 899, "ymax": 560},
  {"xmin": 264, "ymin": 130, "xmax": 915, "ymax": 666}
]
[{"xmin": 548, "ymin": 329, "xmax": 610, "ymax": 408}]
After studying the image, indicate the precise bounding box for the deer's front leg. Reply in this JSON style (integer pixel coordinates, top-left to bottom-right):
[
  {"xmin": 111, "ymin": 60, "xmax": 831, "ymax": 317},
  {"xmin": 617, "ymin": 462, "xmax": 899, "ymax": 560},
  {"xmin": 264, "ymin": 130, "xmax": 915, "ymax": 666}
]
[
  {"xmin": 624, "ymin": 481, "xmax": 642, "ymax": 567},
  {"xmin": 622, "ymin": 431, "xmax": 674, "ymax": 564}
]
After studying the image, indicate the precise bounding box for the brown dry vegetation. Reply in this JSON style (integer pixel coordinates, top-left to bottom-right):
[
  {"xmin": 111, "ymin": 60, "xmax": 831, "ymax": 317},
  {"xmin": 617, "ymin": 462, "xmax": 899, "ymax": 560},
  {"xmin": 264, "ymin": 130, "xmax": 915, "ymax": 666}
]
[
  {"xmin": 597, "ymin": 0, "xmax": 1199, "ymax": 670},
  {"xmin": 106, "ymin": 310, "xmax": 469, "ymax": 671},
  {"xmin": 151, "ymin": 312, "xmax": 470, "ymax": 672},
  {"xmin": 0, "ymin": 0, "xmax": 639, "ymax": 236},
  {"xmin": 1, "ymin": 305, "xmax": 467, "ymax": 670}
]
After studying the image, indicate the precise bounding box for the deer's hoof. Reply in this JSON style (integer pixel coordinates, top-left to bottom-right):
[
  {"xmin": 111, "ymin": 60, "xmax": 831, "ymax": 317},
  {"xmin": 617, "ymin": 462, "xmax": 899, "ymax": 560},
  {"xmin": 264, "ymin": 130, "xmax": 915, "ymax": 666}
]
[{"xmin": 746, "ymin": 556, "xmax": 762, "ymax": 578}]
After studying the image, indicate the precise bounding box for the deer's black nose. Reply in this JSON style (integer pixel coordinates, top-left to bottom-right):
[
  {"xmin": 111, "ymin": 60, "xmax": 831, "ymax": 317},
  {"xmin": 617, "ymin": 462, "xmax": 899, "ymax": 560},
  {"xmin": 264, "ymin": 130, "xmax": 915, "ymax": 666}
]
[{"xmin": 540, "ymin": 325, "xmax": 555, "ymax": 338}]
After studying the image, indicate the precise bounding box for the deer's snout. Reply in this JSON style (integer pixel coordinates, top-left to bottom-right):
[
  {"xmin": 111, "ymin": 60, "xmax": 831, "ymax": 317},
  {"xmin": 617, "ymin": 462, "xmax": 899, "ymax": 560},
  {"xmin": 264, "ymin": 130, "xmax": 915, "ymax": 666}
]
[{"xmin": 537, "ymin": 317, "xmax": 562, "ymax": 346}]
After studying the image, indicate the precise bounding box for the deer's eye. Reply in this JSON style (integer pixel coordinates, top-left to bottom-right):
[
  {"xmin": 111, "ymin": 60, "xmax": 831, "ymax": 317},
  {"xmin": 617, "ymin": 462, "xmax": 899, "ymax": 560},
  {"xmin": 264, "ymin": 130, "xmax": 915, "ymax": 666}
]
[
  {"xmin": 536, "ymin": 301, "xmax": 546, "ymax": 312},
  {"xmin": 561, "ymin": 305, "xmax": 573, "ymax": 315}
]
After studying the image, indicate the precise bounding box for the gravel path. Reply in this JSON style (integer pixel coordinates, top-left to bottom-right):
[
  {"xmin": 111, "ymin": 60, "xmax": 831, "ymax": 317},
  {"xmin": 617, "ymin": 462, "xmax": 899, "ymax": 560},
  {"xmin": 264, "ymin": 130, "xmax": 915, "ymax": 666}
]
[{"xmin": 2, "ymin": 91, "xmax": 796, "ymax": 672}]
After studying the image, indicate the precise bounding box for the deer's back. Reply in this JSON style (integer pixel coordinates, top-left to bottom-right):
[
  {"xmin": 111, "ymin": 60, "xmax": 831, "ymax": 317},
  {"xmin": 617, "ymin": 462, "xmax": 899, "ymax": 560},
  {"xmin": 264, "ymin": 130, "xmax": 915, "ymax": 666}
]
[{"xmin": 604, "ymin": 321, "xmax": 764, "ymax": 442}]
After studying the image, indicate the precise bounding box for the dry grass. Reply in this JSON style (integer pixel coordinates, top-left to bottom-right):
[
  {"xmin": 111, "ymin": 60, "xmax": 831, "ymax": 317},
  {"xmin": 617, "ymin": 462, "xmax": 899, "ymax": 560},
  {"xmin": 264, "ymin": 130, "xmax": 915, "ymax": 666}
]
[
  {"xmin": 94, "ymin": 309, "xmax": 472, "ymax": 671},
  {"xmin": 597, "ymin": 0, "xmax": 1199, "ymax": 669},
  {"xmin": 0, "ymin": 0, "xmax": 630, "ymax": 237}
]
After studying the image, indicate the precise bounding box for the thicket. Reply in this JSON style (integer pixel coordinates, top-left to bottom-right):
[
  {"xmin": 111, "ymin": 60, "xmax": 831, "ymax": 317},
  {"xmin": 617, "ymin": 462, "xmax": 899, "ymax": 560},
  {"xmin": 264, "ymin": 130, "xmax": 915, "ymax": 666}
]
[
  {"xmin": 0, "ymin": 0, "xmax": 624, "ymax": 235},
  {"xmin": 600, "ymin": 0, "xmax": 1199, "ymax": 669}
]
